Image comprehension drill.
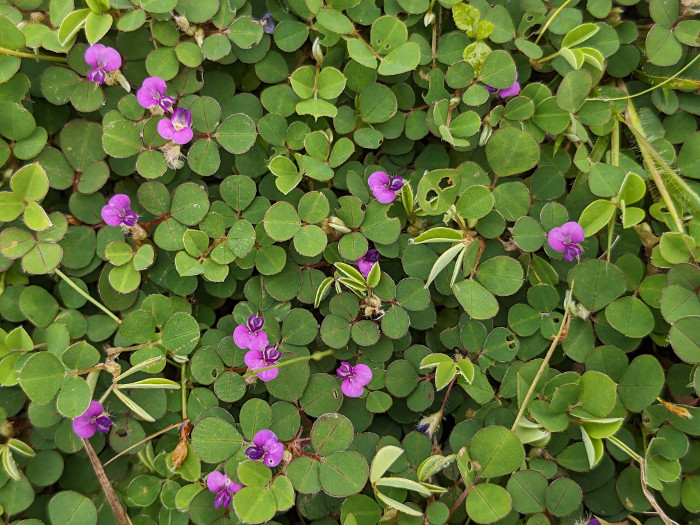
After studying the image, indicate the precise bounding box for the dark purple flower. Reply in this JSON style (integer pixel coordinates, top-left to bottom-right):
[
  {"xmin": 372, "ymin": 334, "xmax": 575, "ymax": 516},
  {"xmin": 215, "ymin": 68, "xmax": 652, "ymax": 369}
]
[
  {"xmin": 137, "ymin": 77, "xmax": 176, "ymax": 112},
  {"xmin": 73, "ymin": 400, "xmax": 112, "ymax": 438},
  {"xmin": 157, "ymin": 107, "xmax": 193, "ymax": 145},
  {"xmin": 206, "ymin": 471, "xmax": 242, "ymax": 509},
  {"xmin": 234, "ymin": 315, "xmax": 268, "ymax": 352},
  {"xmin": 101, "ymin": 194, "xmax": 137, "ymax": 227},
  {"xmin": 485, "ymin": 73, "xmax": 520, "ymax": 99},
  {"xmin": 260, "ymin": 13, "xmax": 275, "ymax": 34},
  {"xmin": 586, "ymin": 520, "xmax": 601, "ymax": 525},
  {"xmin": 368, "ymin": 171, "xmax": 404, "ymax": 203},
  {"xmin": 356, "ymin": 249, "xmax": 380, "ymax": 278},
  {"xmin": 336, "ymin": 362, "xmax": 372, "ymax": 397},
  {"xmin": 244, "ymin": 345, "xmax": 282, "ymax": 382},
  {"xmin": 84, "ymin": 44, "xmax": 121, "ymax": 85},
  {"xmin": 548, "ymin": 221, "xmax": 585, "ymax": 262},
  {"xmin": 245, "ymin": 430, "xmax": 284, "ymax": 467}
]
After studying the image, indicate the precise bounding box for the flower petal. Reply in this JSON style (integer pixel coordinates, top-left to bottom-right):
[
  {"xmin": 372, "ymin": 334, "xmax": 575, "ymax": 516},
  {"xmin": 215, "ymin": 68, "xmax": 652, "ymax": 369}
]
[
  {"xmin": 547, "ymin": 227, "xmax": 567, "ymax": 252},
  {"xmin": 368, "ymin": 171, "xmax": 389, "ymax": 190},
  {"xmin": 109, "ymin": 194, "xmax": 130, "ymax": 209},
  {"xmin": 101, "ymin": 206, "xmax": 123, "ymax": 226},
  {"xmin": 248, "ymin": 331, "xmax": 269, "ymax": 352},
  {"xmin": 142, "ymin": 77, "xmax": 166, "ymax": 96},
  {"xmin": 254, "ymin": 429, "xmax": 278, "ymax": 448},
  {"xmin": 264, "ymin": 441, "xmax": 284, "ymax": 467},
  {"xmin": 341, "ymin": 378, "xmax": 365, "ymax": 398},
  {"xmin": 561, "ymin": 221, "xmax": 584, "ymax": 243},
  {"xmin": 157, "ymin": 119, "xmax": 175, "ymax": 140},
  {"xmin": 171, "ymin": 127, "xmax": 194, "ymax": 145},
  {"xmin": 257, "ymin": 367, "xmax": 279, "ymax": 382},
  {"xmin": 356, "ymin": 258, "xmax": 375, "ymax": 278},
  {"xmin": 101, "ymin": 46, "xmax": 122, "ymax": 71},
  {"xmin": 84, "ymin": 44, "xmax": 105, "ymax": 68},
  {"xmin": 83, "ymin": 400, "xmax": 104, "ymax": 418},
  {"xmin": 233, "ymin": 325, "xmax": 252, "ymax": 349},
  {"xmin": 352, "ymin": 363, "xmax": 373, "ymax": 387},
  {"xmin": 73, "ymin": 417, "xmax": 97, "ymax": 438},
  {"xmin": 373, "ymin": 187, "xmax": 397, "ymax": 203},
  {"xmin": 206, "ymin": 471, "xmax": 226, "ymax": 493},
  {"xmin": 499, "ymin": 81, "xmax": 520, "ymax": 98},
  {"xmin": 244, "ymin": 349, "xmax": 264, "ymax": 369}
]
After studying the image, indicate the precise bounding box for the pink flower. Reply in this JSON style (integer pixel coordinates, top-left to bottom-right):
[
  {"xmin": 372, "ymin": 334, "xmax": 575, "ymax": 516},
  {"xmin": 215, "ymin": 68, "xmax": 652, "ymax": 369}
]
[
  {"xmin": 485, "ymin": 73, "xmax": 520, "ymax": 99},
  {"xmin": 206, "ymin": 471, "xmax": 242, "ymax": 509},
  {"xmin": 84, "ymin": 44, "xmax": 121, "ymax": 85},
  {"xmin": 137, "ymin": 77, "xmax": 175, "ymax": 112},
  {"xmin": 356, "ymin": 249, "xmax": 380, "ymax": 278},
  {"xmin": 157, "ymin": 107, "xmax": 193, "ymax": 145},
  {"xmin": 233, "ymin": 315, "xmax": 268, "ymax": 352},
  {"xmin": 336, "ymin": 361, "xmax": 372, "ymax": 397},
  {"xmin": 73, "ymin": 401, "xmax": 112, "ymax": 438},
  {"xmin": 548, "ymin": 221, "xmax": 585, "ymax": 261},
  {"xmin": 244, "ymin": 345, "xmax": 281, "ymax": 382},
  {"xmin": 101, "ymin": 194, "xmax": 137, "ymax": 227},
  {"xmin": 245, "ymin": 430, "xmax": 284, "ymax": 467},
  {"xmin": 368, "ymin": 171, "xmax": 404, "ymax": 203}
]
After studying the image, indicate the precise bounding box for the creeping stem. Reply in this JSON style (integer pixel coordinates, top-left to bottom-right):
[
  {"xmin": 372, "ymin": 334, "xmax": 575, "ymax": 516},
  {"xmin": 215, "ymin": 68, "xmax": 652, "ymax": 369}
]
[
  {"xmin": 243, "ymin": 349, "xmax": 334, "ymax": 379},
  {"xmin": 0, "ymin": 47, "xmax": 67, "ymax": 62},
  {"xmin": 54, "ymin": 268, "xmax": 122, "ymax": 324}
]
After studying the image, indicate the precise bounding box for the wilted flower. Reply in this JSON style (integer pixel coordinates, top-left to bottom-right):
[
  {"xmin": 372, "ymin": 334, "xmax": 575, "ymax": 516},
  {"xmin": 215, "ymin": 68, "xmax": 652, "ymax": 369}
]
[
  {"xmin": 84, "ymin": 44, "xmax": 121, "ymax": 85},
  {"xmin": 234, "ymin": 315, "xmax": 268, "ymax": 352},
  {"xmin": 416, "ymin": 410, "xmax": 443, "ymax": 438},
  {"xmin": 548, "ymin": 221, "xmax": 585, "ymax": 261},
  {"xmin": 336, "ymin": 362, "xmax": 372, "ymax": 397},
  {"xmin": 73, "ymin": 401, "xmax": 112, "ymax": 438},
  {"xmin": 368, "ymin": 171, "xmax": 404, "ymax": 203},
  {"xmin": 157, "ymin": 107, "xmax": 193, "ymax": 145},
  {"xmin": 244, "ymin": 345, "xmax": 282, "ymax": 382},
  {"xmin": 485, "ymin": 72, "xmax": 520, "ymax": 99},
  {"xmin": 260, "ymin": 13, "xmax": 275, "ymax": 34},
  {"xmin": 137, "ymin": 77, "xmax": 176, "ymax": 112},
  {"xmin": 206, "ymin": 471, "xmax": 242, "ymax": 509},
  {"xmin": 245, "ymin": 430, "xmax": 284, "ymax": 467},
  {"xmin": 101, "ymin": 194, "xmax": 138, "ymax": 227},
  {"xmin": 356, "ymin": 249, "xmax": 380, "ymax": 278}
]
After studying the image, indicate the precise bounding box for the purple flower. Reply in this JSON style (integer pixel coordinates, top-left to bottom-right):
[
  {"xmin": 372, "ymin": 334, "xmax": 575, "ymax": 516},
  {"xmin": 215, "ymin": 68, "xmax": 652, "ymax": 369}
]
[
  {"xmin": 485, "ymin": 72, "xmax": 520, "ymax": 99},
  {"xmin": 84, "ymin": 44, "xmax": 121, "ymax": 85},
  {"xmin": 336, "ymin": 361, "xmax": 372, "ymax": 397},
  {"xmin": 260, "ymin": 13, "xmax": 275, "ymax": 34},
  {"xmin": 137, "ymin": 77, "xmax": 176, "ymax": 112},
  {"xmin": 548, "ymin": 221, "xmax": 585, "ymax": 262},
  {"xmin": 368, "ymin": 171, "xmax": 404, "ymax": 204},
  {"xmin": 234, "ymin": 315, "xmax": 268, "ymax": 352},
  {"xmin": 356, "ymin": 249, "xmax": 380, "ymax": 278},
  {"xmin": 244, "ymin": 345, "xmax": 282, "ymax": 382},
  {"xmin": 586, "ymin": 520, "xmax": 601, "ymax": 525},
  {"xmin": 101, "ymin": 194, "xmax": 138, "ymax": 227},
  {"xmin": 157, "ymin": 107, "xmax": 193, "ymax": 145},
  {"xmin": 245, "ymin": 430, "xmax": 284, "ymax": 467},
  {"xmin": 73, "ymin": 400, "xmax": 112, "ymax": 438},
  {"xmin": 206, "ymin": 471, "xmax": 242, "ymax": 509}
]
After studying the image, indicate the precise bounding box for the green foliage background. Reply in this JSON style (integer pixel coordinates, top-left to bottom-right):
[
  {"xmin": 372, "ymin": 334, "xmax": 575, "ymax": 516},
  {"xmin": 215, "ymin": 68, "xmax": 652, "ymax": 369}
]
[{"xmin": 0, "ymin": 0, "xmax": 698, "ymax": 524}]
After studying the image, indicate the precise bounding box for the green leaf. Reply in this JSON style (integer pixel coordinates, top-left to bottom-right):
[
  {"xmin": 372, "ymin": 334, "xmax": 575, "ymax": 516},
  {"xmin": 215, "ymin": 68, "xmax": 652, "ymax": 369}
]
[
  {"xmin": 18, "ymin": 352, "xmax": 65, "ymax": 404},
  {"xmin": 377, "ymin": 42, "xmax": 421, "ymax": 76},
  {"xmin": 370, "ymin": 445, "xmax": 404, "ymax": 483},
  {"xmin": 466, "ymin": 483, "xmax": 512, "ymax": 523},
  {"xmin": 578, "ymin": 199, "xmax": 616, "ymax": 236},
  {"xmin": 0, "ymin": 15, "xmax": 26, "ymax": 50},
  {"xmin": 561, "ymin": 23, "xmax": 599, "ymax": 48},
  {"xmin": 470, "ymin": 426, "xmax": 524, "ymax": 478},
  {"xmin": 453, "ymin": 279, "xmax": 499, "ymax": 320},
  {"xmin": 84, "ymin": 12, "xmax": 112, "ymax": 44},
  {"xmin": 486, "ymin": 128, "xmax": 540, "ymax": 176}
]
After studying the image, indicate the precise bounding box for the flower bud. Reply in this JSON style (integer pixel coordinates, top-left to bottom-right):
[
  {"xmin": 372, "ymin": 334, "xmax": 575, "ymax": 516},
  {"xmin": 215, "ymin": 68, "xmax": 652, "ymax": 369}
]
[
  {"xmin": 115, "ymin": 71, "xmax": 131, "ymax": 92},
  {"xmin": 328, "ymin": 217, "xmax": 351, "ymax": 233},
  {"xmin": 174, "ymin": 16, "xmax": 190, "ymax": 33},
  {"xmin": 423, "ymin": 11, "xmax": 436, "ymax": 26},
  {"xmin": 312, "ymin": 37, "xmax": 324, "ymax": 65},
  {"xmin": 194, "ymin": 28, "xmax": 205, "ymax": 47},
  {"xmin": 416, "ymin": 410, "xmax": 443, "ymax": 438}
]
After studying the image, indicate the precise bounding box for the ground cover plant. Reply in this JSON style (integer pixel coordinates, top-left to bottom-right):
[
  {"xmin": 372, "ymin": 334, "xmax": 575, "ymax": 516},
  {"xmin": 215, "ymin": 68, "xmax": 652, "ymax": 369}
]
[{"xmin": 0, "ymin": 0, "xmax": 698, "ymax": 524}]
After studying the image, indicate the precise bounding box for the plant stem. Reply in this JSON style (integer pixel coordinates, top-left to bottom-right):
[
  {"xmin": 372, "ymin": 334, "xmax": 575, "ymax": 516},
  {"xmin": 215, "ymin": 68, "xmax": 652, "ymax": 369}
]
[
  {"xmin": 534, "ymin": 0, "xmax": 574, "ymax": 45},
  {"xmin": 0, "ymin": 47, "xmax": 67, "ymax": 62},
  {"xmin": 440, "ymin": 376, "xmax": 457, "ymax": 413},
  {"xmin": 243, "ymin": 349, "xmax": 334, "ymax": 379},
  {"xmin": 511, "ymin": 303, "xmax": 571, "ymax": 431},
  {"xmin": 181, "ymin": 362, "xmax": 188, "ymax": 420},
  {"xmin": 54, "ymin": 268, "xmax": 121, "ymax": 324}
]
